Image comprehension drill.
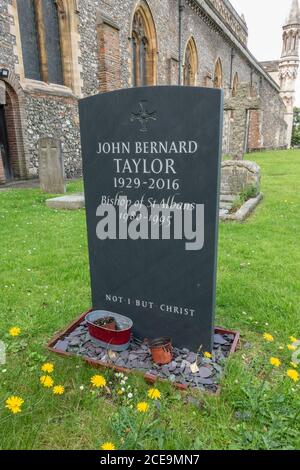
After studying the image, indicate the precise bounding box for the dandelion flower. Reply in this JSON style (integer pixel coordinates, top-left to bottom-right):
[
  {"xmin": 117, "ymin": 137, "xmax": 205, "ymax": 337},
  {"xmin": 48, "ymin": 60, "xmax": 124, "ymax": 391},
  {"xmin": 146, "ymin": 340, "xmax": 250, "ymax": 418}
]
[
  {"xmin": 101, "ymin": 442, "xmax": 116, "ymax": 450},
  {"xmin": 117, "ymin": 389, "xmax": 123, "ymax": 395},
  {"xmin": 91, "ymin": 375, "xmax": 106, "ymax": 388},
  {"xmin": 137, "ymin": 401, "xmax": 149, "ymax": 413},
  {"xmin": 53, "ymin": 385, "xmax": 65, "ymax": 395},
  {"xmin": 5, "ymin": 396, "xmax": 24, "ymax": 414},
  {"xmin": 263, "ymin": 333, "xmax": 274, "ymax": 342},
  {"xmin": 287, "ymin": 369, "xmax": 299, "ymax": 383},
  {"xmin": 40, "ymin": 375, "xmax": 54, "ymax": 388},
  {"xmin": 290, "ymin": 336, "xmax": 298, "ymax": 343},
  {"xmin": 41, "ymin": 363, "xmax": 54, "ymax": 374},
  {"xmin": 269, "ymin": 357, "xmax": 281, "ymax": 368},
  {"xmin": 148, "ymin": 388, "xmax": 161, "ymax": 400},
  {"xmin": 204, "ymin": 352, "xmax": 212, "ymax": 359},
  {"xmin": 9, "ymin": 327, "xmax": 21, "ymax": 337},
  {"xmin": 288, "ymin": 344, "xmax": 297, "ymax": 351}
]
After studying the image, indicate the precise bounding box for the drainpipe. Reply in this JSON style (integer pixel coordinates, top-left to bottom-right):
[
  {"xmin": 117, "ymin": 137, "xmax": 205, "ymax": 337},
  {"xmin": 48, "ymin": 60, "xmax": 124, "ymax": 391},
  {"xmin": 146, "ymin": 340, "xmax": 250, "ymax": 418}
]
[
  {"xmin": 178, "ymin": 0, "xmax": 185, "ymax": 85},
  {"xmin": 230, "ymin": 48, "xmax": 235, "ymax": 89},
  {"xmin": 250, "ymin": 68, "xmax": 254, "ymax": 87}
]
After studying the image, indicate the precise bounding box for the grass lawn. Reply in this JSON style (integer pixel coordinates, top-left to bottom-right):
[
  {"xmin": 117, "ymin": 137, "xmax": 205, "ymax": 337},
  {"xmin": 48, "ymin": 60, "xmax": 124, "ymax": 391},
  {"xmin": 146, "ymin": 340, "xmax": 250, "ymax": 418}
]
[{"xmin": 0, "ymin": 149, "xmax": 300, "ymax": 450}]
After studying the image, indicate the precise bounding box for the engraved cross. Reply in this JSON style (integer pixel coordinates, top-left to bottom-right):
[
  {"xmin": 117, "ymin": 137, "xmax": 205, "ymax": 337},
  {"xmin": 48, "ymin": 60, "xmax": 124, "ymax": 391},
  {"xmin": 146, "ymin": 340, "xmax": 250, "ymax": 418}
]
[{"xmin": 130, "ymin": 100, "xmax": 157, "ymax": 133}]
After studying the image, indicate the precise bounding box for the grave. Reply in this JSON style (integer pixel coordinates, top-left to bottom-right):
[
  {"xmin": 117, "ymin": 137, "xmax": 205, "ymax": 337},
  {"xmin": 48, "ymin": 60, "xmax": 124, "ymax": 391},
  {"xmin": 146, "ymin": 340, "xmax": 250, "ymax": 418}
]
[
  {"xmin": 220, "ymin": 160, "xmax": 263, "ymax": 221},
  {"xmin": 38, "ymin": 137, "xmax": 66, "ymax": 194},
  {"xmin": 48, "ymin": 86, "xmax": 240, "ymax": 391},
  {"xmin": 78, "ymin": 86, "xmax": 223, "ymax": 352},
  {"xmin": 221, "ymin": 160, "xmax": 261, "ymax": 196}
]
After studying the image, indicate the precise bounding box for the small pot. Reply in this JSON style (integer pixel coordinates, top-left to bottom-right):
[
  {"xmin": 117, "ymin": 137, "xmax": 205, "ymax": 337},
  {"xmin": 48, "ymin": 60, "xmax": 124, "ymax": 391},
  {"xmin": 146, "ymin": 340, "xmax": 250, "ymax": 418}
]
[
  {"xmin": 85, "ymin": 310, "xmax": 132, "ymax": 351},
  {"xmin": 149, "ymin": 337, "xmax": 173, "ymax": 365}
]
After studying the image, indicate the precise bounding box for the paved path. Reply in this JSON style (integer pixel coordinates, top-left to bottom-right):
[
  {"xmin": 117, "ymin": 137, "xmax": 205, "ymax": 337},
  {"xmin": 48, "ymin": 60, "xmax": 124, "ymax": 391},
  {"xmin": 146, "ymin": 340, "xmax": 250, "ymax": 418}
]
[{"xmin": 0, "ymin": 179, "xmax": 40, "ymax": 191}]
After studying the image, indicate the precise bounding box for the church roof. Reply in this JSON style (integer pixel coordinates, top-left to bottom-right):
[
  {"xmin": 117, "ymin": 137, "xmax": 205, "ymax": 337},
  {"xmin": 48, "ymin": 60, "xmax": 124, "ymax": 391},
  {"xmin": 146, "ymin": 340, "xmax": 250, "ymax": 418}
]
[{"xmin": 286, "ymin": 0, "xmax": 300, "ymax": 25}]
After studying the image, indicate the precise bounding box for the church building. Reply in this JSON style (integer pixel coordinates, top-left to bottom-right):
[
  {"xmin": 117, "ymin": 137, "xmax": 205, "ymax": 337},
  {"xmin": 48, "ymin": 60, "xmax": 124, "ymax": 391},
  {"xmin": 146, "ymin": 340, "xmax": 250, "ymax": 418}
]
[{"xmin": 0, "ymin": 0, "xmax": 299, "ymax": 183}]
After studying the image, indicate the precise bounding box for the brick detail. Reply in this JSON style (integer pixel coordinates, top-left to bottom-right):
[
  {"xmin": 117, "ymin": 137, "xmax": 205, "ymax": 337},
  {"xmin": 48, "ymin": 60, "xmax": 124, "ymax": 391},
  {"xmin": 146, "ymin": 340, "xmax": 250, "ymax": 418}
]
[
  {"xmin": 5, "ymin": 85, "xmax": 26, "ymax": 178},
  {"xmin": 248, "ymin": 110, "xmax": 263, "ymax": 150},
  {"xmin": 97, "ymin": 21, "xmax": 121, "ymax": 93},
  {"xmin": 0, "ymin": 70, "xmax": 29, "ymax": 180},
  {"xmin": 0, "ymin": 150, "xmax": 5, "ymax": 183}
]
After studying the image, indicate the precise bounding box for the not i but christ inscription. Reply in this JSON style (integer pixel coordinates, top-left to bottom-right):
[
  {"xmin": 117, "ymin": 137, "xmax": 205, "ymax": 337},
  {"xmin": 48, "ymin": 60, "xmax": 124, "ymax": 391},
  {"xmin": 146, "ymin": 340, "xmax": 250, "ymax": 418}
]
[{"xmin": 79, "ymin": 86, "xmax": 223, "ymax": 352}]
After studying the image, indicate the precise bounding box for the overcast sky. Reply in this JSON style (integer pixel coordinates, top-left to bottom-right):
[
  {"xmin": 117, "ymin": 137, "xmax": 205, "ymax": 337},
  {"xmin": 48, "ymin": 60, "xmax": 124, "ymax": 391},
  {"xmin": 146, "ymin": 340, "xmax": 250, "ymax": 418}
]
[{"xmin": 230, "ymin": 0, "xmax": 300, "ymax": 106}]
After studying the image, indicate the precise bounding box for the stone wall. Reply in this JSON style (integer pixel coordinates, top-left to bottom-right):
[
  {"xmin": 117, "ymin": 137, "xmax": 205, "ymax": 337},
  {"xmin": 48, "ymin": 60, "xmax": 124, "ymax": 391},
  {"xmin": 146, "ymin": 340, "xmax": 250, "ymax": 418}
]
[
  {"xmin": 24, "ymin": 91, "xmax": 81, "ymax": 178},
  {"xmin": 0, "ymin": 0, "xmax": 16, "ymax": 71},
  {"xmin": 259, "ymin": 78, "xmax": 287, "ymax": 149},
  {"xmin": 0, "ymin": 0, "xmax": 291, "ymax": 181}
]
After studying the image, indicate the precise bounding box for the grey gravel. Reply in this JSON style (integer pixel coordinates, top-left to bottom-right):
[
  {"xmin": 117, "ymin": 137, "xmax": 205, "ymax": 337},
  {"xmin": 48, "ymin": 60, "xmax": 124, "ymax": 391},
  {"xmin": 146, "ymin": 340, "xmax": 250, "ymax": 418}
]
[
  {"xmin": 54, "ymin": 340, "xmax": 69, "ymax": 352},
  {"xmin": 54, "ymin": 323, "xmax": 235, "ymax": 393}
]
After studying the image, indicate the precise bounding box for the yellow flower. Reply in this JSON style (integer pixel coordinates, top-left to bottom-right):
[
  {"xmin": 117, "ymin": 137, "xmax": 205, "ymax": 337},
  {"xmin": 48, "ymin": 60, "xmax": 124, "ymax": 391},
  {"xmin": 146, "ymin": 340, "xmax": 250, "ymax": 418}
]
[
  {"xmin": 40, "ymin": 375, "xmax": 54, "ymax": 388},
  {"xmin": 117, "ymin": 389, "xmax": 124, "ymax": 395},
  {"xmin": 287, "ymin": 369, "xmax": 299, "ymax": 383},
  {"xmin": 204, "ymin": 352, "xmax": 212, "ymax": 359},
  {"xmin": 288, "ymin": 344, "xmax": 297, "ymax": 351},
  {"xmin": 290, "ymin": 362, "xmax": 298, "ymax": 369},
  {"xmin": 5, "ymin": 396, "xmax": 24, "ymax": 414},
  {"xmin": 148, "ymin": 388, "xmax": 161, "ymax": 400},
  {"xmin": 91, "ymin": 375, "xmax": 106, "ymax": 388},
  {"xmin": 290, "ymin": 336, "xmax": 298, "ymax": 343},
  {"xmin": 101, "ymin": 442, "xmax": 116, "ymax": 450},
  {"xmin": 263, "ymin": 333, "xmax": 274, "ymax": 342},
  {"xmin": 137, "ymin": 401, "xmax": 149, "ymax": 413},
  {"xmin": 53, "ymin": 385, "xmax": 65, "ymax": 395},
  {"xmin": 9, "ymin": 327, "xmax": 21, "ymax": 337},
  {"xmin": 41, "ymin": 363, "xmax": 54, "ymax": 374},
  {"xmin": 269, "ymin": 357, "xmax": 281, "ymax": 368}
]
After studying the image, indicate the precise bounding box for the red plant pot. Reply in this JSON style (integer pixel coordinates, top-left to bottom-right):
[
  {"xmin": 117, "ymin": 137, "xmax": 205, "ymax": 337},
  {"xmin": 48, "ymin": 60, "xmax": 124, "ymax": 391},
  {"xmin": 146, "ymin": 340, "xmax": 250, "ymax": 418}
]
[
  {"xmin": 149, "ymin": 337, "xmax": 173, "ymax": 365},
  {"xmin": 85, "ymin": 311, "xmax": 132, "ymax": 351}
]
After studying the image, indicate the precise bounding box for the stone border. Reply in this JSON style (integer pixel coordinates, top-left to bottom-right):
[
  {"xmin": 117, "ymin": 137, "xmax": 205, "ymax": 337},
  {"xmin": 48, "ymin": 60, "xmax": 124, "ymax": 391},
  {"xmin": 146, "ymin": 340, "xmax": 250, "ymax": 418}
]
[
  {"xmin": 220, "ymin": 192, "xmax": 264, "ymax": 222},
  {"xmin": 46, "ymin": 193, "xmax": 85, "ymax": 210},
  {"xmin": 46, "ymin": 309, "xmax": 240, "ymax": 394}
]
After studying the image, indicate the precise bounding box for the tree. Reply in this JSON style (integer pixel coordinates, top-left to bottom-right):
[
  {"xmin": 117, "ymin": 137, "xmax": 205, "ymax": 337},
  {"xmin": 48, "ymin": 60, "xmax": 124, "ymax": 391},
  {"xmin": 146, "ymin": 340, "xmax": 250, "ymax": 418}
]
[{"xmin": 292, "ymin": 107, "xmax": 300, "ymax": 147}]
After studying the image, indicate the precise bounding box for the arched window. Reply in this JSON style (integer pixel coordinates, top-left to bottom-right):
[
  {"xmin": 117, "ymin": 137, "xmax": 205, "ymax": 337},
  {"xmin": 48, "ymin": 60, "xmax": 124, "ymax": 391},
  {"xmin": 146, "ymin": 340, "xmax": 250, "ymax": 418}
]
[
  {"xmin": 16, "ymin": 0, "xmax": 77, "ymax": 88},
  {"xmin": 16, "ymin": 0, "xmax": 41, "ymax": 81},
  {"xmin": 183, "ymin": 38, "xmax": 198, "ymax": 86},
  {"xmin": 232, "ymin": 72, "xmax": 239, "ymax": 96},
  {"xmin": 42, "ymin": 0, "xmax": 64, "ymax": 84},
  {"xmin": 282, "ymin": 32, "xmax": 288, "ymax": 55},
  {"xmin": 214, "ymin": 58, "xmax": 223, "ymax": 88},
  {"xmin": 17, "ymin": 0, "xmax": 63, "ymax": 84},
  {"xmin": 131, "ymin": 2, "xmax": 157, "ymax": 87}
]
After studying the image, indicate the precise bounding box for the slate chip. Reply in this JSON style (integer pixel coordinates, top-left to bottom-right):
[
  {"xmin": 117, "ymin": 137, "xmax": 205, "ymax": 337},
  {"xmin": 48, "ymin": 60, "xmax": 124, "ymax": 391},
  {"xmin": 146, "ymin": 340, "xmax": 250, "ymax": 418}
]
[
  {"xmin": 186, "ymin": 352, "xmax": 197, "ymax": 364},
  {"xmin": 198, "ymin": 367, "xmax": 213, "ymax": 378},
  {"xmin": 214, "ymin": 334, "xmax": 228, "ymax": 345},
  {"xmin": 55, "ymin": 320, "xmax": 235, "ymax": 393},
  {"xmin": 55, "ymin": 340, "xmax": 69, "ymax": 352}
]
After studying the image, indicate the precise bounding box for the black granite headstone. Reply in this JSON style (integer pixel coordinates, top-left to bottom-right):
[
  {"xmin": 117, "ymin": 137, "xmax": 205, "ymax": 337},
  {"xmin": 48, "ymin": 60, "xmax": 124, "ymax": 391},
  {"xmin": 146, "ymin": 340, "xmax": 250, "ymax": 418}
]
[{"xmin": 79, "ymin": 86, "xmax": 223, "ymax": 352}]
